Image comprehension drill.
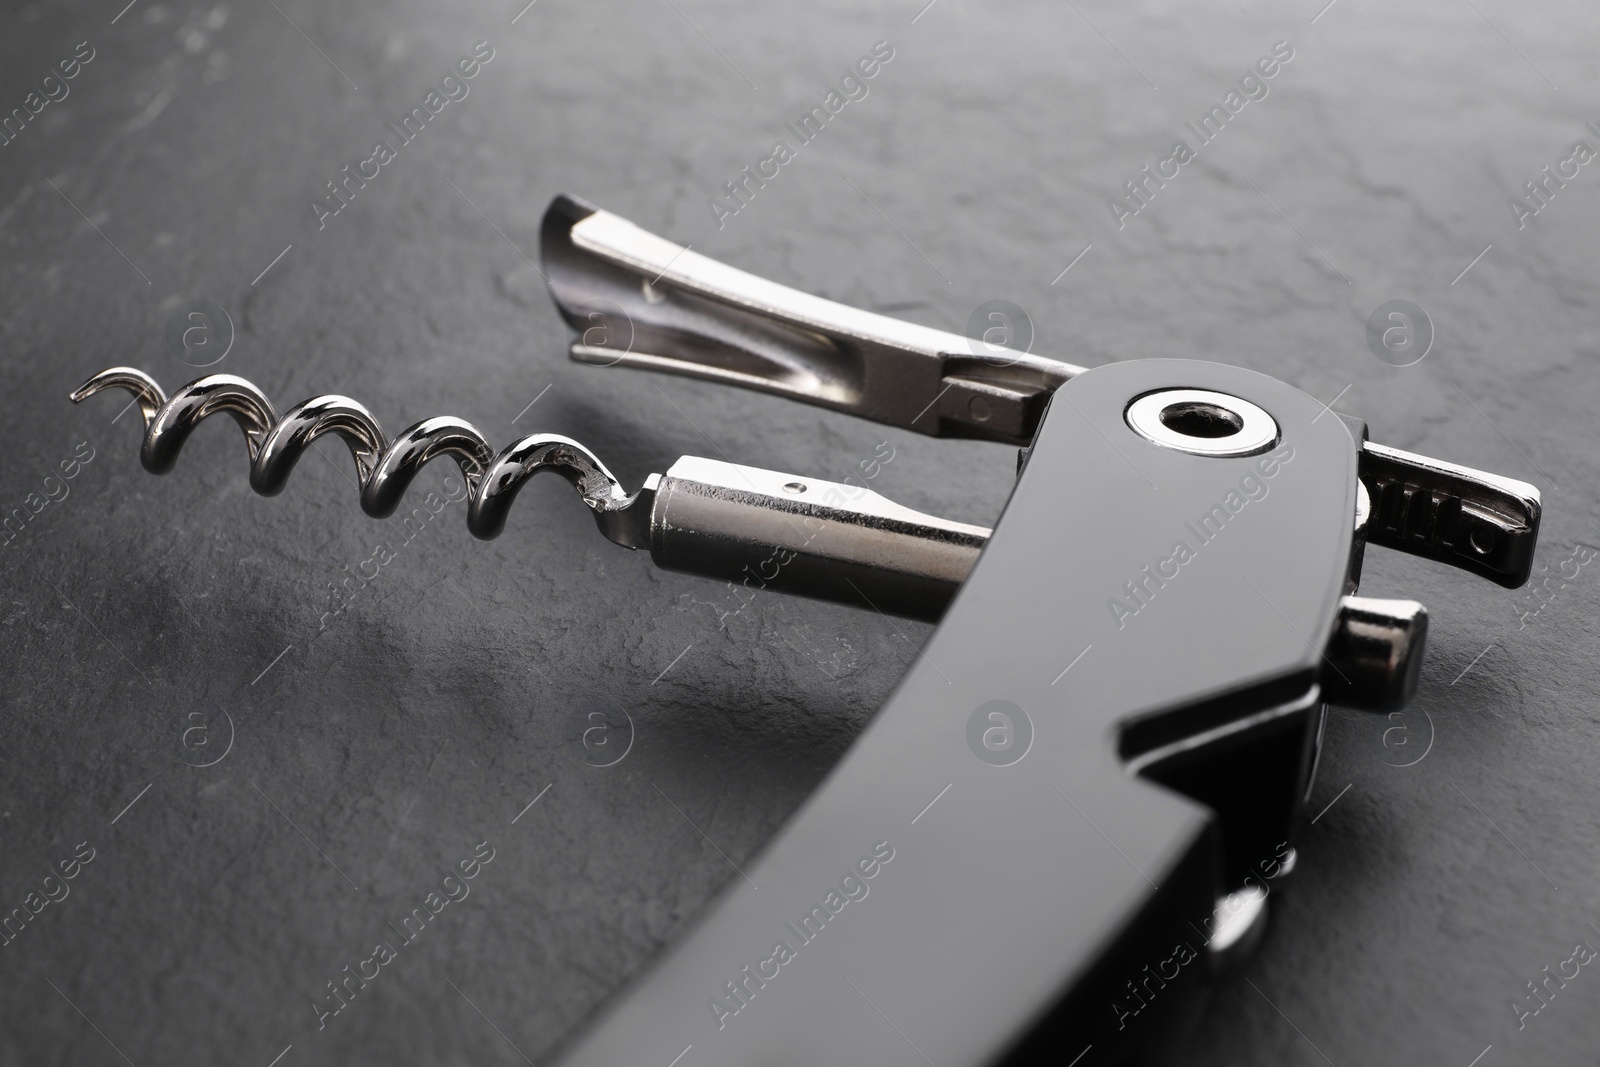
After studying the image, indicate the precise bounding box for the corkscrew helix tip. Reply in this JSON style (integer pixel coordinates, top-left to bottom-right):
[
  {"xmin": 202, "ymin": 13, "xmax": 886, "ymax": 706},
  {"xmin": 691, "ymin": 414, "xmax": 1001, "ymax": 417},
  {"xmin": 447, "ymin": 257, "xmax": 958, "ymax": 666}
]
[{"xmin": 70, "ymin": 367, "xmax": 649, "ymax": 544}]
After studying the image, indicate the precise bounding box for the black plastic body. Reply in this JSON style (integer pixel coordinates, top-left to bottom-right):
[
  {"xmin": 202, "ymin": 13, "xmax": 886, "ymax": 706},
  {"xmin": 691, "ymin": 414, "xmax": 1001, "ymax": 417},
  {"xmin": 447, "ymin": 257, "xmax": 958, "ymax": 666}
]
[{"xmin": 549, "ymin": 358, "xmax": 1361, "ymax": 1066}]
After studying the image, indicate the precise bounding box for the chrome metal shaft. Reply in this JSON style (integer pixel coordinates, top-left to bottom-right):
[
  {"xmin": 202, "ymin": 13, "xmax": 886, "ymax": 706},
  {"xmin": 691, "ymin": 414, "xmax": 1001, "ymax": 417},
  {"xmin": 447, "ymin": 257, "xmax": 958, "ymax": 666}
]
[{"xmin": 641, "ymin": 457, "xmax": 989, "ymax": 621}]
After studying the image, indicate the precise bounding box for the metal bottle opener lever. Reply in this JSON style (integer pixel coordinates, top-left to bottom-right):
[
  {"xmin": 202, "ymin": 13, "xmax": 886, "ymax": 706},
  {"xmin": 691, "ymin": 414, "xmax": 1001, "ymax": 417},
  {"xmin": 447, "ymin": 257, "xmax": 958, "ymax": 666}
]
[{"xmin": 532, "ymin": 196, "xmax": 1542, "ymax": 1066}]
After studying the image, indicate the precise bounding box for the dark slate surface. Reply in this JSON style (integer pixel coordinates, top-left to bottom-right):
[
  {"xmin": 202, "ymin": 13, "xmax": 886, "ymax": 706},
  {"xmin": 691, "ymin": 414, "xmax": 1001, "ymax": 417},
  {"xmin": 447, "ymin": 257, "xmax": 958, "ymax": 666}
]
[{"xmin": 0, "ymin": 0, "xmax": 1594, "ymax": 1064}]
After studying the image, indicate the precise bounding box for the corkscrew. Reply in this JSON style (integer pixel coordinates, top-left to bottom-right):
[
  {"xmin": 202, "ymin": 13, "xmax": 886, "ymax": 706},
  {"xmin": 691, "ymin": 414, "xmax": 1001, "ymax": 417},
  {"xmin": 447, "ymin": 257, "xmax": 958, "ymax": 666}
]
[
  {"xmin": 68, "ymin": 367, "xmax": 989, "ymax": 619},
  {"xmin": 73, "ymin": 195, "xmax": 1542, "ymax": 1067}
]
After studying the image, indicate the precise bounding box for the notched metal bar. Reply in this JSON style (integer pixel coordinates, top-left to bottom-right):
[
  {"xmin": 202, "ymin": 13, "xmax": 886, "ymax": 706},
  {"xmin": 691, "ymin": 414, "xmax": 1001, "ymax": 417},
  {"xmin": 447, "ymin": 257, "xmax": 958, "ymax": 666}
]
[{"xmin": 1359, "ymin": 441, "xmax": 1541, "ymax": 588}]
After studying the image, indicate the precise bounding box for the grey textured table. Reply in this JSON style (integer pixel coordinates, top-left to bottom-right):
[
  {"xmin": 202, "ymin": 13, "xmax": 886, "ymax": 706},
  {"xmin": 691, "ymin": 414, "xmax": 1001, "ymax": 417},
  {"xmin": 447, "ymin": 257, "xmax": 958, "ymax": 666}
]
[{"xmin": 1, "ymin": 0, "xmax": 1595, "ymax": 1064}]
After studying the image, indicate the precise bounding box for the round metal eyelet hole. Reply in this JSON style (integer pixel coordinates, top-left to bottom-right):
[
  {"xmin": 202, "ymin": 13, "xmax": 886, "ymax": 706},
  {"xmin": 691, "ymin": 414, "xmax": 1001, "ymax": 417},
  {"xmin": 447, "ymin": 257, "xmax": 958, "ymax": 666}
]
[{"xmin": 1125, "ymin": 389, "xmax": 1278, "ymax": 457}]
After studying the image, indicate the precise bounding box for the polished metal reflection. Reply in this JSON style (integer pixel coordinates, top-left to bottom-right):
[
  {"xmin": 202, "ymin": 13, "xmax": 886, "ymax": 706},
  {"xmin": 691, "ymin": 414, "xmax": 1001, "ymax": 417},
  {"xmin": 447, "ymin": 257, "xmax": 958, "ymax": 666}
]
[
  {"xmin": 649, "ymin": 456, "xmax": 990, "ymax": 621},
  {"xmin": 542, "ymin": 195, "xmax": 1083, "ymax": 447},
  {"xmin": 1359, "ymin": 441, "xmax": 1542, "ymax": 588},
  {"xmin": 1321, "ymin": 595, "xmax": 1429, "ymax": 713},
  {"xmin": 1206, "ymin": 889, "xmax": 1269, "ymax": 968},
  {"xmin": 70, "ymin": 367, "xmax": 637, "ymax": 540},
  {"xmin": 542, "ymin": 196, "xmax": 1543, "ymax": 588},
  {"xmin": 1124, "ymin": 388, "xmax": 1279, "ymax": 457},
  {"xmin": 72, "ymin": 367, "xmax": 993, "ymax": 620}
]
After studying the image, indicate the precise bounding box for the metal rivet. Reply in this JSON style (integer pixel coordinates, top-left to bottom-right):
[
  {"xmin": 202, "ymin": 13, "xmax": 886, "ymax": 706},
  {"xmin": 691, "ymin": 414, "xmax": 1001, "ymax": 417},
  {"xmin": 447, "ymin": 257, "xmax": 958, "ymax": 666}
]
[{"xmin": 1125, "ymin": 388, "xmax": 1278, "ymax": 458}]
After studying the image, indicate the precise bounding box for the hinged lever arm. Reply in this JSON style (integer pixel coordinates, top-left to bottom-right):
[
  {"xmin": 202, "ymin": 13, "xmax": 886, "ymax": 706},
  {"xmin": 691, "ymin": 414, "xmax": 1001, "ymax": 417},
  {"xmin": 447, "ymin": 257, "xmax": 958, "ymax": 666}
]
[{"xmin": 540, "ymin": 195, "xmax": 1083, "ymax": 446}]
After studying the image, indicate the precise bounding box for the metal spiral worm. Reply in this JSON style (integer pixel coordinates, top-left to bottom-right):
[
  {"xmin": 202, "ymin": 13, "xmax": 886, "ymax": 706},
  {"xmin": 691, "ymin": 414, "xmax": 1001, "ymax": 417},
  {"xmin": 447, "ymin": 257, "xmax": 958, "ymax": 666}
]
[{"xmin": 70, "ymin": 367, "xmax": 637, "ymax": 539}]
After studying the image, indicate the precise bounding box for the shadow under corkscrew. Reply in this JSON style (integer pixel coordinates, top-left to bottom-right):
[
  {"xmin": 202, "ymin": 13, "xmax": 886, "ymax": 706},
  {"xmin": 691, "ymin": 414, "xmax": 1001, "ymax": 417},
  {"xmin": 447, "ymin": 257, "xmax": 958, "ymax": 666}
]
[{"xmin": 70, "ymin": 367, "xmax": 647, "ymax": 544}]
